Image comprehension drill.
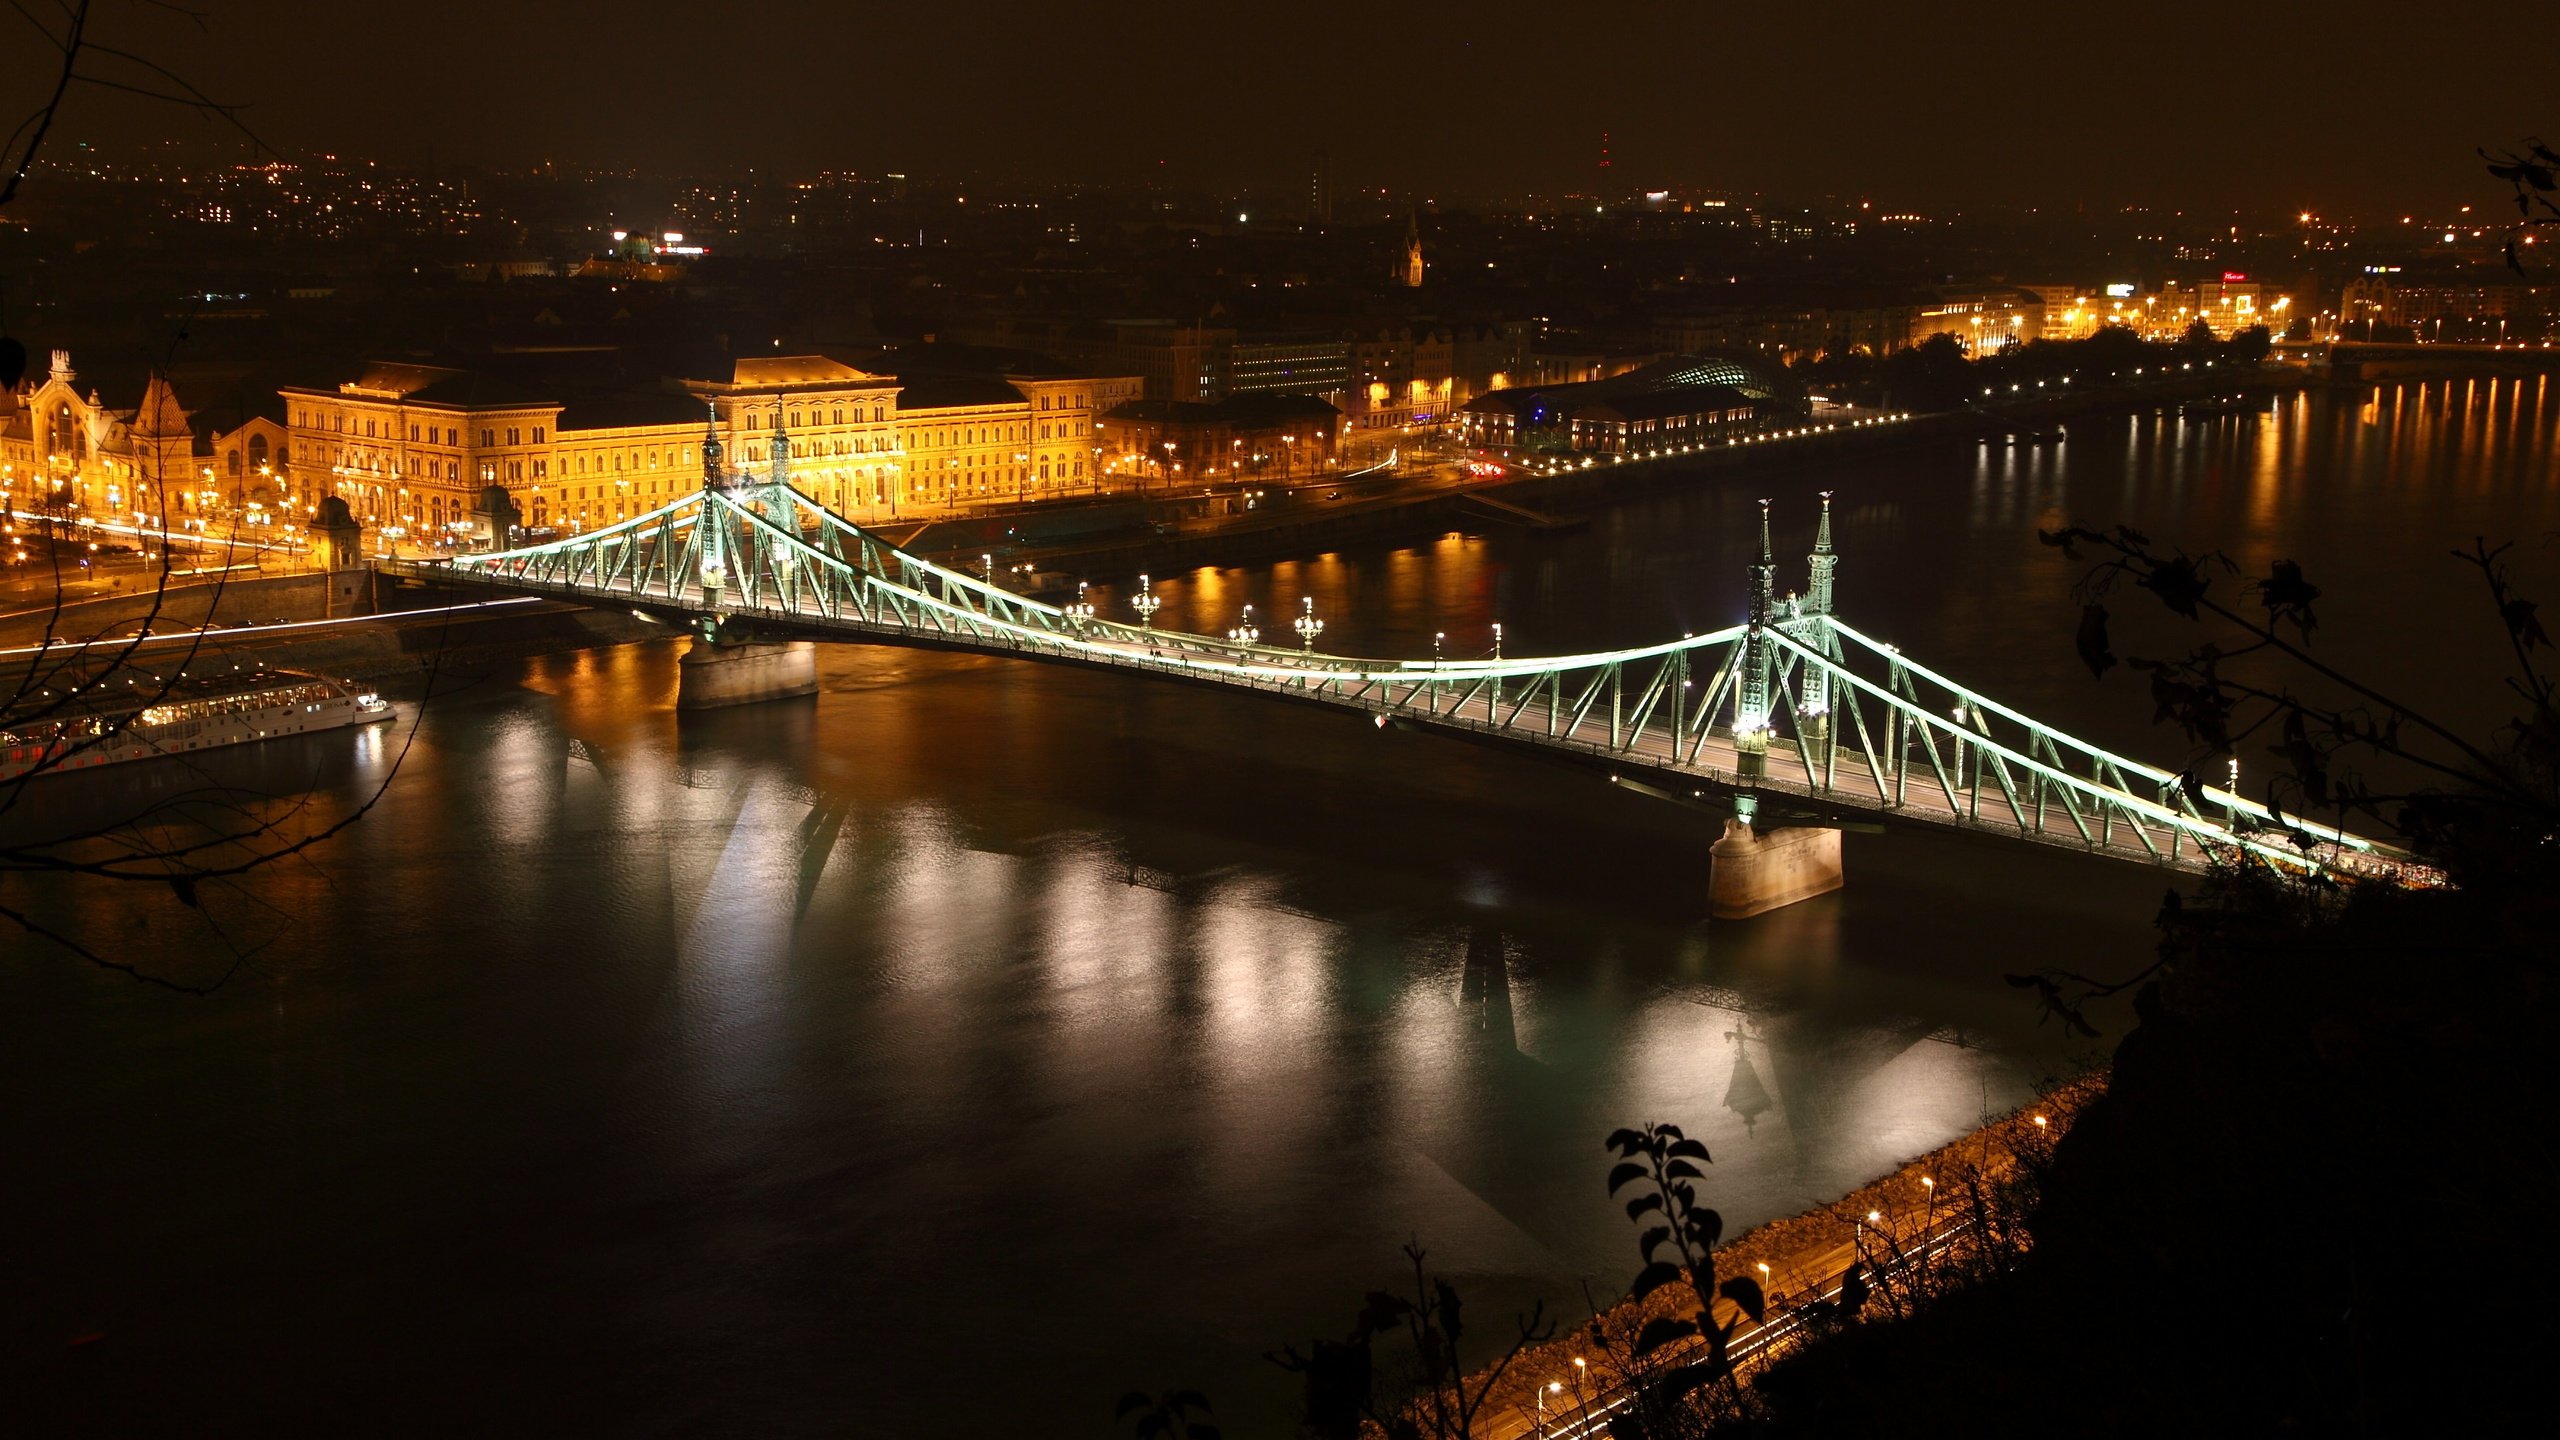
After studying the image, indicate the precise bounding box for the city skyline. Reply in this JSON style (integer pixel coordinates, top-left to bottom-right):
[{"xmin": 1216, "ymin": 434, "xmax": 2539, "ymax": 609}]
[{"xmin": 3, "ymin": 0, "xmax": 2541, "ymax": 214}]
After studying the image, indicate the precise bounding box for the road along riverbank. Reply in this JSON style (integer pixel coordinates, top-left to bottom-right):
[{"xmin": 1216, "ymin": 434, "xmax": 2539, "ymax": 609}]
[{"xmin": 1469, "ymin": 1075, "xmax": 2108, "ymax": 1439}]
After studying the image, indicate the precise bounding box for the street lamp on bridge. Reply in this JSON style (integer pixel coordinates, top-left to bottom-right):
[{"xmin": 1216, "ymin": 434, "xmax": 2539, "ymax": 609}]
[
  {"xmin": 1131, "ymin": 573, "xmax": 1161, "ymax": 627},
  {"xmin": 1227, "ymin": 604, "xmax": 1259, "ymax": 647},
  {"xmin": 1293, "ymin": 596, "xmax": 1324, "ymax": 651}
]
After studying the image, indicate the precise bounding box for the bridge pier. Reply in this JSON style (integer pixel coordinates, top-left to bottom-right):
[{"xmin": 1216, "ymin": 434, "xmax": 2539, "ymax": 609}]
[
  {"xmin": 1708, "ymin": 820, "xmax": 1844, "ymax": 919},
  {"xmin": 677, "ymin": 637, "xmax": 818, "ymax": 710}
]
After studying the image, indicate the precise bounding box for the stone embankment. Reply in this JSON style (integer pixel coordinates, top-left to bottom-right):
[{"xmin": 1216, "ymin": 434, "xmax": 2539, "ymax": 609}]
[{"xmin": 1472, "ymin": 1074, "xmax": 2108, "ymax": 1435}]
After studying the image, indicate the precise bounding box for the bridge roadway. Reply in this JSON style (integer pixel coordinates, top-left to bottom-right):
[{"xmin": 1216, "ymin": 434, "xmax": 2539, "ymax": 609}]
[{"xmin": 389, "ymin": 551, "xmax": 2406, "ymax": 886}]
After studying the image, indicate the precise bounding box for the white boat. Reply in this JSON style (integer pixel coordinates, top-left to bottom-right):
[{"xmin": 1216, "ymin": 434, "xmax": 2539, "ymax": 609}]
[{"xmin": 0, "ymin": 668, "xmax": 394, "ymax": 782}]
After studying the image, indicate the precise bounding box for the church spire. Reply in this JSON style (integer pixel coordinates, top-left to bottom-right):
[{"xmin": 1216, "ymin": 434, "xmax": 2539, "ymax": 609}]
[{"xmin": 1400, "ymin": 207, "xmax": 1425, "ymax": 288}]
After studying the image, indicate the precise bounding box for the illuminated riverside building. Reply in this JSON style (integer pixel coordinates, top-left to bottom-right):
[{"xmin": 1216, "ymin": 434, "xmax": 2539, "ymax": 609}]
[
  {"xmin": 1094, "ymin": 395, "xmax": 1345, "ymax": 489},
  {"xmin": 0, "ymin": 349, "xmax": 287, "ymax": 525},
  {"xmin": 279, "ymin": 354, "xmax": 1144, "ymax": 541},
  {"xmin": 1458, "ymin": 355, "xmax": 1766, "ymax": 456}
]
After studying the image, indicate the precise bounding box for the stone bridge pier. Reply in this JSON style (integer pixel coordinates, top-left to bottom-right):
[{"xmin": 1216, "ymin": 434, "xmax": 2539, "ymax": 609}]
[
  {"xmin": 1708, "ymin": 815, "xmax": 1844, "ymax": 919},
  {"xmin": 676, "ymin": 618, "xmax": 817, "ymax": 711}
]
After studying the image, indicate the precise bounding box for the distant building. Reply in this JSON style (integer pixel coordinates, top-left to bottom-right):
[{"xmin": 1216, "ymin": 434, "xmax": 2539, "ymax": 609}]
[
  {"xmin": 0, "ymin": 350, "xmax": 282, "ymax": 524},
  {"xmin": 277, "ymin": 351, "xmax": 1146, "ymax": 539},
  {"xmin": 1457, "ymin": 355, "xmax": 1765, "ymax": 456},
  {"xmin": 1095, "ymin": 394, "xmax": 1344, "ymax": 489},
  {"xmin": 1908, "ymin": 287, "xmax": 2046, "ymax": 355},
  {"xmin": 1399, "ymin": 210, "xmax": 1426, "ymax": 289}
]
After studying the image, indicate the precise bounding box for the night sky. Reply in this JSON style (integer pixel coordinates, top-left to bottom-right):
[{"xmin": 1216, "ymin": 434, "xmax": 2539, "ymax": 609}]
[{"xmin": 7, "ymin": 0, "xmax": 2544, "ymax": 210}]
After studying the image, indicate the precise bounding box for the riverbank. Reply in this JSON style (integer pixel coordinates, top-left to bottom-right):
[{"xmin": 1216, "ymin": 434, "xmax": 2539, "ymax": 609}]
[
  {"xmin": 1470, "ymin": 1073, "xmax": 2109, "ymax": 1438},
  {"xmin": 1, "ymin": 596, "xmax": 665, "ymax": 697},
  {"xmin": 971, "ymin": 368, "xmax": 2322, "ymax": 585}
]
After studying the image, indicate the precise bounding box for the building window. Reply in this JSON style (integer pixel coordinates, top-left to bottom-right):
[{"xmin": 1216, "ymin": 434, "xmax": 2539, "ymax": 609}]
[
  {"xmin": 481, "ymin": 429, "xmax": 494, "ymax": 447},
  {"xmin": 533, "ymin": 426, "xmax": 546, "ymax": 443}
]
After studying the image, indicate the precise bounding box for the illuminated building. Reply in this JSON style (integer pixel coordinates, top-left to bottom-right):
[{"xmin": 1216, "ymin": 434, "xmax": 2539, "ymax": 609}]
[
  {"xmin": 1909, "ymin": 287, "xmax": 2046, "ymax": 355},
  {"xmin": 278, "ymin": 354, "xmax": 1147, "ymax": 540},
  {"xmin": 1094, "ymin": 395, "xmax": 1344, "ymax": 490},
  {"xmin": 0, "ymin": 350, "xmax": 284, "ymax": 524},
  {"xmin": 1459, "ymin": 356, "xmax": 1766, "ymax": 455}
]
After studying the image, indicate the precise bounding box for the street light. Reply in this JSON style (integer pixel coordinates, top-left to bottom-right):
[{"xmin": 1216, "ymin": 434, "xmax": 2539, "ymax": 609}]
[
  {"xmin": 1131, "ymin": 572, "xmax": 1161, "ymax": 627},
  {"xmin": 1227, "ymin": 604, "xmax": 1259, "ymax": 647},
  {"xmin": 1066, "ymin": 580, "xmax": 1096, "ymax": 625},
  {"xmin": 1293, "ymin": 595, "xmax": 1324, "ymax": 651}
]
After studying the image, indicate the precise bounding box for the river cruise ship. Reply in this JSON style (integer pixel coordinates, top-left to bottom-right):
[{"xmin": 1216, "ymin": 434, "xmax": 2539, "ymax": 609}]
[{"xmin": 0, "ymin": 668, "xmax": 393, "ymax": 782}]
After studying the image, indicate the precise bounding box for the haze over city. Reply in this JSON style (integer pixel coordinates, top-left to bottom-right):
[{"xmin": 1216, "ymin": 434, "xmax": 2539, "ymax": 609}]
[{"xmin": 3, "ymin": 0, "xmax": 2542, "ymax": 212}]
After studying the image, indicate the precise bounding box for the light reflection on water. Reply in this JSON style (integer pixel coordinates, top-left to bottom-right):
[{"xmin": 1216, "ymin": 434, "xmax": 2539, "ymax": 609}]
[{"xmin": 3, "ymin": 381, "xmax": 2554, "ymax": 1435}]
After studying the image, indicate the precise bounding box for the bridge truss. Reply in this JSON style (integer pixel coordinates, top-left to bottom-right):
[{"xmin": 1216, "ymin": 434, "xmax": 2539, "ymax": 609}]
[{"xmin": 419, "ymin": 477, "xmax": 2417, "ymax": 884}]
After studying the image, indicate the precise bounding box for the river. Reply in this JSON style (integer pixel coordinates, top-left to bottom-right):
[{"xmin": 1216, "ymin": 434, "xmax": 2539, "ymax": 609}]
[{"xmin": 3, "ymin": 376, "xmax": 2552, "ymax": 1435}]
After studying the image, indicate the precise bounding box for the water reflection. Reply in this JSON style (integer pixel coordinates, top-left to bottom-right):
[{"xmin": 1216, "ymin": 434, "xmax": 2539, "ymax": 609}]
[{"xmin": 7, "ymin": 381, "xmax": 2554, "ymax": 1436}]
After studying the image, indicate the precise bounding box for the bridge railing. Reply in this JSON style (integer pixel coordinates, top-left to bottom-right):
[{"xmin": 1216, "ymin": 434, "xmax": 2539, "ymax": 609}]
[{"xmin": 414, "ymin": 485, "xmax": 2419, "ymax": 882}]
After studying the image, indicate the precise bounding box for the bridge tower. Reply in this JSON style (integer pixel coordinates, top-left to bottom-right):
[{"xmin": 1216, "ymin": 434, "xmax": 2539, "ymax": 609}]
[
  {"xmin": 696, "ymin": 404, "xmax": 732, "ymax": 601},
  {"xmin": 677, "ymin": 399, "xmax": 819, "ymax": 709},
  {"xmin": 1732, "ymin": 498, "xmax": 1777, "ymax": 787},
  {"xmin": 1710, "ymin": 496, "xmax": 1845, "ymax": 919},
  {"xmin": 754, "ymin": 401, "xmax": 795, "ymax": 512},
  {"xmin": 1796, "ymin": 490, "xmax": 1838, "ymax": 763}
]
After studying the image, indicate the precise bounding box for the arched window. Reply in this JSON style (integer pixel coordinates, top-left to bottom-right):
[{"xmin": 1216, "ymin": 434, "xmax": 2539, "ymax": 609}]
[
  {"xmin": 247, "ymin": 433, "xmax": 269, "ymax": 471},
  {"xmin": 832, "ymin": 407, "xmax": 844, "ymax": 426}
]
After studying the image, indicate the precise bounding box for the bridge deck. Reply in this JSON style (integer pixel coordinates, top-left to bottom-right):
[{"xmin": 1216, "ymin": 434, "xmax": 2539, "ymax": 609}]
[{"xmin": 395, "ymin": 482, "xmax": 2422, "ymax": 888}]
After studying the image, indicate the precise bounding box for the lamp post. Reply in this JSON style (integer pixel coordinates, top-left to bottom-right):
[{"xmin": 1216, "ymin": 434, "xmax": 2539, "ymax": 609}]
[
  {"xmin": 1227, "ymin": 604, "xmax": 1259, "ymax": 647},
  {"xmin": 1492, "ymin": 621, "xmax": 1503, "ymax": 660},
  {"xmin": 982, "ymin": 552, "xmax": 994, "ymax": 587},
  {"xmin": 1066, "ymin": 580, "xmax": 1096, "ymax": 626},
  {"xmin": 1131, "ymin": 573, "xmax": 1161, "ymax": 627},
  {"xmin": 1292, "ymin": 596, "xmax": 1324, "ymax": 652}
]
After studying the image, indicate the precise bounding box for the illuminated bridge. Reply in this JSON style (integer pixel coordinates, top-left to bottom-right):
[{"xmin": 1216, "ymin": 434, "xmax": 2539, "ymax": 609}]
[{"xmin": 397, "ymin": 424, "xmax": 2419, "ymax": 916}]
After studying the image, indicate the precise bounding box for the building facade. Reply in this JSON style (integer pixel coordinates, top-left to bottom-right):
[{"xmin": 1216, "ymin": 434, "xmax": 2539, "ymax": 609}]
[
  {"xmin": 278, "ymin": 354, "xmax": 1145, "ymax": 543},
  {"xmin": 1095, "ymin": 395, "xmax": 1345, "ymax": 491},
  {"xmin": 1, "ymin": 350, "xmax": 283, "ymax": 527}
]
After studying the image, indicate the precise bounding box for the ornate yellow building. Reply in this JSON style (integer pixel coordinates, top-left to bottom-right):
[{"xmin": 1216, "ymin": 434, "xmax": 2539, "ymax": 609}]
[
  {"xmin": 278, "ymin": 354, "xmax": 1144, "ymax": 542},
  {"xmin": 0, "ymin": 350, "xmax": 286, "ymax": 525}
]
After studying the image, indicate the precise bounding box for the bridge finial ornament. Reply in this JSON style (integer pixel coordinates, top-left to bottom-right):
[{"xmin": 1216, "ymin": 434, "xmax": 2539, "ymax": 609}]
[
  {"xmin": 768, "ymin": 400, "xmax": 790, "ymax": 492},
  {"xmin": 1807, "ymin": 490, "xmax": 1838, "ymax": 616}
]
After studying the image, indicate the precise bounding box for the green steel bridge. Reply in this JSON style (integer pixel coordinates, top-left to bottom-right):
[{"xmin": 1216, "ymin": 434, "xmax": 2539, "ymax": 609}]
[{"xmin": 404, "ymin": 424, "xmax": 2421, "ymax": 893}]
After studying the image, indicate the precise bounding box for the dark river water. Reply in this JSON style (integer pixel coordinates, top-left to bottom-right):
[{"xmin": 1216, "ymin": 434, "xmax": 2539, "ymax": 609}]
[{"xmin": 5, "ymin": 377, "xmax": 2554, "ymax": 1435}]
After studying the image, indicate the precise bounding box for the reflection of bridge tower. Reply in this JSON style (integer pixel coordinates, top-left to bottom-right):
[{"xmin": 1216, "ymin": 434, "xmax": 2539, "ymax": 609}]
[{"xmin": 1722, "ymin": 1018, "xmax": 1775, "ymax": 1135}]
